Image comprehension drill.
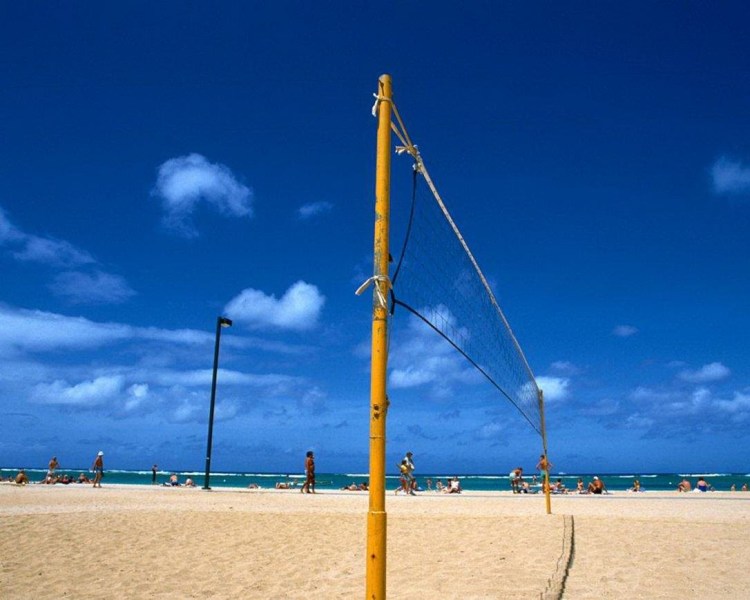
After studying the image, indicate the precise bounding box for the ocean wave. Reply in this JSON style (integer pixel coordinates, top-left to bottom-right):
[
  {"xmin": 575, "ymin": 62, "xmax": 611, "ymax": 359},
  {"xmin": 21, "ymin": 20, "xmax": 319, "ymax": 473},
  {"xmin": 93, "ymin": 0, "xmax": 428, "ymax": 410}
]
[
  {"xmin": 678, "ymin": 473, "xmax": 729, "ymax": 478},
  {"xmin": 345, "ymin": 474, "xmax": 370, "ymax": 478}
]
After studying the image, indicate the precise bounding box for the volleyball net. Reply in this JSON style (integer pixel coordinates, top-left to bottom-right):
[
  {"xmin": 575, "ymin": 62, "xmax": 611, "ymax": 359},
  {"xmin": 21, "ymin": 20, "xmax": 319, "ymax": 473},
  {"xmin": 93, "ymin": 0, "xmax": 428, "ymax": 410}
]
[{"xmin": 375, "ymin": 95, "xmax": 543, "ymax": 436}]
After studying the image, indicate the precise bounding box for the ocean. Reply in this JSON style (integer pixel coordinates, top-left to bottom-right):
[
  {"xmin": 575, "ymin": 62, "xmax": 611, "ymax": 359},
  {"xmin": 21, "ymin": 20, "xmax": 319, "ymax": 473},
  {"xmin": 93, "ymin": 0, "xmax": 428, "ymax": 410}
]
[{"xmin": 2, "ymin": 468, "xmax": 749, "ymax": 492}]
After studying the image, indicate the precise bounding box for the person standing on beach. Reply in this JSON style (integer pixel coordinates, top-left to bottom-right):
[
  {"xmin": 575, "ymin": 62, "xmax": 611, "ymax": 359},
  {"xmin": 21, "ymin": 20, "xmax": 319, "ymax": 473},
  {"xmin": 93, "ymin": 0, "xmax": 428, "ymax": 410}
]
[
  {"xmin": 536, "ymin": 454, "xmax": 552, "ymax": 475},
  {"xmin": 91, "ymin": 451, "xmax": 104, "ymax": 488},
  {"xmin": 301, "ymin": 451, "xmax": 315, "ymax": 494},
  {"xmin": 151, "ymin": 464, "xmax": 158, "ymax": 485},
  {"xmin": 47, "ymin": 456, "xmax": 59, "ymax": 480},
  {"xmin": 404, "ymin": 451, "xmax": 416, "ymax": 495}
]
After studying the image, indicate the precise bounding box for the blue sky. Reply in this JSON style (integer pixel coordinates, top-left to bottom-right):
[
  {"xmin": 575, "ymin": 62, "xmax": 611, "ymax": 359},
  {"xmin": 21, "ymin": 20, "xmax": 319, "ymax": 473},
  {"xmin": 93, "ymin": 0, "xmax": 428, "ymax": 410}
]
[{"xmin": 2, "ymin": 3, "xmax": 749, "ymax": 475}]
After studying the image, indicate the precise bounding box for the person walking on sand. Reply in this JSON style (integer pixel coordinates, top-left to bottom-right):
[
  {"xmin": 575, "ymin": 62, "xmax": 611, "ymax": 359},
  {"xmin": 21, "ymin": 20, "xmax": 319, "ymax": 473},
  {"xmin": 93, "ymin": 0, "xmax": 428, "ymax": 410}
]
[
  {"xmin": 301, "ymin": 450, "xmax": 315, "ymax": 494},
  {"xmin": 404, "ymin": 451, "xmax": 416, "ymax": 495},
  {"xmin": 151, "ymin": 464, "xmax": 158, "ymax": 485},
  {"xmin": 92, "ymin": 451, "xmax": 104, "ymax": 488}
]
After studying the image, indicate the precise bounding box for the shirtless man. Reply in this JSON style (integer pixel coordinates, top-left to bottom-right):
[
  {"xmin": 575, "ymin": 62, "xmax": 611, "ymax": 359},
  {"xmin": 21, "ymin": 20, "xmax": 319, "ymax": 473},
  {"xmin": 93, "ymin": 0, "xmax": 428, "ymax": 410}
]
[
  {"xmin": 300, "ymin": 451, "xmax": 315, "ymax": 494},
  {"xmin": 677, "ymin": 478, "xmax": 692, "ymax": 492},
  {"xmin": 587, "ymin": 476, "xmax": 606, "ymax": 494}
]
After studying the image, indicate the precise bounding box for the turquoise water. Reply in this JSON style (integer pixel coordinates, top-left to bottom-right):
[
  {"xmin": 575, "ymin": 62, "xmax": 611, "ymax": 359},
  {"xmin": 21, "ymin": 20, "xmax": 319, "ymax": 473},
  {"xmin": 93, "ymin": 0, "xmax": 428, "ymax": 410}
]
[{"xmin": 2, "ymin": 468, "xmax": 749, "ymax": 492}]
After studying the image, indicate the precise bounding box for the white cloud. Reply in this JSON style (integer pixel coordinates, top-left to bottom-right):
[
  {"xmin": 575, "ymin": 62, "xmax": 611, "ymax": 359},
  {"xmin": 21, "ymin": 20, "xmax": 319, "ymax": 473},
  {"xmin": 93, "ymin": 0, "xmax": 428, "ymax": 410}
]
[
  {"xmin": 172, "ymin": 399, "xmax": 201, "ymax": 423},
  {"xmin": 0, "ymin": 207, "xmax": 24, "ymax": 243},
  {"xmin": 0, "ymin": 205, "xmax": 133, "ymax": 303},
  {"xmin": 711, "ymin": 156, "xmax": 750, "ymax": 195},
  {"xmin": 390, "ymin": 366, "xmax": 440, "ymax": 388},
  {"xmin": 297, "ymin": 201, "xmax": 333, "ymax": 220},
  {"xmin": 49, "ymin": 271, "xmax": 137, "ymax": 304},
  {"xmin": 477, "ymin": 421, "xmax": 503, "ymax": 439},
  {"xmin": 225, "ymin": 281, "xmax": 325, "ymax": 331},
  {"xmin": 624, "ymin": 413, "xmax": 655, "ymax": 429},
  {"xmin": 123, "ymin": 383, "xmax": 149, "ymax": 412},
  {"xmin": 579, "ymin": 398, "xmax": 620, "ymax": 416},
  {"xmin": 13, "ymin": 234, "xmax": 96, "ymax": 267},
  {"xmin": 535, "ymin": 376, "xmax": 570, "ymax": 402},
  {"xmin": 713, "ymin": 389, "xmax": 750, "ymax": 415},
  {"xmin": 0, "ymin": 205, "xmax": 95, "ymax": 267},
  {"xmin": 215, "ymin": 400, "xmax": 239, "ymax": 422},
  {"xmin": 31, "ymin": 375, "xmax": 125, "ymax": 406},
  {"xmin": 0, "ymin": 304, "xmax": 298, "ymax": 357},
  {"xmin": 0, "ymin": 306, "xmax": 132, "ymax": 354},
  {"xmin": 630, "ymin": 386, "xmax": 675, "ymax": 402},
  {"xmin": 550, "ymin": 361, "xmax": 581, "ymax": 375},
  {"xmin": 152, "ymin": 153, "xmax": 253, "ymax": 237},
  {"xmin": 612, "ymin": 325, "xmax": 638, "ymax": 337},
  {"xmin": 678, "ymin": 362, "xmax": 730, "ymax": 383},
  {"xmin": 387, "ymin": 309, "xmax": 479, "ymax": 392},
  {"xmin": 297, "ymin": 386, "xmax": 327, "ymax": 414}
]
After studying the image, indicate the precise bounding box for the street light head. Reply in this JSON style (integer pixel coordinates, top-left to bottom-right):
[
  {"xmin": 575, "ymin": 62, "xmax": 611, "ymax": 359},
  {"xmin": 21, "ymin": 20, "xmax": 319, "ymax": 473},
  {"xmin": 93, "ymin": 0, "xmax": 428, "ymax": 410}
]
[{"xmin": 219, "ymin": 317, "xmax": 233, "ymax": 328}]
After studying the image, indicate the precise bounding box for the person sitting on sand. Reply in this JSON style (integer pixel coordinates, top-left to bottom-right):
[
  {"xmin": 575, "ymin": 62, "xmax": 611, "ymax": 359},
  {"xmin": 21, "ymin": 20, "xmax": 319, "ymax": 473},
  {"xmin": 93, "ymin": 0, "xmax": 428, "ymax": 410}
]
[
  {"xmin": 358, "ymin": 482, "xmax": 368, "ymax": 491},
  {"xmin": 166, "ymin": 474, "xmax": 180, "ymax": 486},
  {"xmin": 435, "ymin": 479, "xmax": 444, "ymax": 492},
  {"xmin": 15, "ymin": 469, "xmax": 29, "ymax": 485},
  {"xmin": 742, "ymin": 484, "xmax": 748, "ymax": 492},
  {"xmin": 587, "ymin": 476, "xmax": 606, "ymax": 494},
  {"xmin": 341, "ymin": 483, "xmax": 359, "ymax": 491},
  {"xmin": 695, "ymin": 477, "xmax": 710, "ymax": 492},
  {"xmin": 184, "ymin": 478, "xmax": 195, "ymax": 487},
  {"xmin": 275, "ymin": 482, "xmax": 292, "ymax": 489},
  {"xmin": 510, "ymin": 467, "xmax": 523, "ymax": 494},
  {"xmin": 77, "ymin": 473, "xmax": 90, "ymax": 484},
  {"xmin": 576, "ymin": 478, "xmax": 585, "ymax": 493},
  {"xmin": 677, "ymin": 479, "xmax": 691, "ymax": 492},
  {"xmin": 247, "ymin": 483, "xmax": 260, "ymax": 489},
  {"xmin": 444, "ymin": 476, "xmax": 462, "ymax": 494},
  {"xmin": 630, "ymin": 479, "xmax": 641, "ymax": 492}
]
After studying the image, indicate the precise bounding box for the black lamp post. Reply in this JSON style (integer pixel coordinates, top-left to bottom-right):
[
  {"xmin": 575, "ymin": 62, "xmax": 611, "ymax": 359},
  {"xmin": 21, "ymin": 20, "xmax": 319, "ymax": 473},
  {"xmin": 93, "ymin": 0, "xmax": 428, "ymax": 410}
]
[{"xmin": 203, "ymin": 316, "xmax": 232, "ymax": 490}]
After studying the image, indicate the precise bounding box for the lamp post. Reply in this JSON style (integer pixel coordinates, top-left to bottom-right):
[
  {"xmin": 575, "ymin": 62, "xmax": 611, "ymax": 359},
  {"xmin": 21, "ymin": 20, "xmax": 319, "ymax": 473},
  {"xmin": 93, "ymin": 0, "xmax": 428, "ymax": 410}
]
[{"xmin": 203, "ymin": 316, "xmax": 232, "ymax": 490}]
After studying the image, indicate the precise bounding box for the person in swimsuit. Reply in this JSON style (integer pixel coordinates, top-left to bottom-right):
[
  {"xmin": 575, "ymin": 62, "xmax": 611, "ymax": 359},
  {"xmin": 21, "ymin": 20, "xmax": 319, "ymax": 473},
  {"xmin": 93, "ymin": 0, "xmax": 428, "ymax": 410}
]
[
  {"xmin": 301, "ymin": 451, "xmax": 315, "ymax": 494},
  {"xmin": 47, "ymin": 456, "xmax": 59, "ymax": 479},
  {"xmin": 92, "ymin": 451, "xmax": 104, "ymax": 488},
  {"xmin": 695, "ymin": 477, "xmax": 709, "ymax": 492},
  {"xmin": 587, "ymin": 476, "xmax": 606, "ymax": 494}
]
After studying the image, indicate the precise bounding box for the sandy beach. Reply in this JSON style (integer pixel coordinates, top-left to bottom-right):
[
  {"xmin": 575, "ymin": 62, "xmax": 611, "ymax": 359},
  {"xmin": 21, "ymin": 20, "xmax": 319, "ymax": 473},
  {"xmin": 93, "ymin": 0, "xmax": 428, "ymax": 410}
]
[{"xmin": 1, "ymin": 484, "xmax": 749, "ymax": 599}]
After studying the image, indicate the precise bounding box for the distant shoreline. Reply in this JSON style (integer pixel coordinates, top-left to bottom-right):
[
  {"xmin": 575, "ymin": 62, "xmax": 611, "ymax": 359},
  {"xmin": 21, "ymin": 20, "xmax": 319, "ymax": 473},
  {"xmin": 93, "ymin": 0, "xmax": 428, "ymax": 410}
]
[{"xmin": 3, "ymin": 467, "xmax": 749, "ymax": 493}]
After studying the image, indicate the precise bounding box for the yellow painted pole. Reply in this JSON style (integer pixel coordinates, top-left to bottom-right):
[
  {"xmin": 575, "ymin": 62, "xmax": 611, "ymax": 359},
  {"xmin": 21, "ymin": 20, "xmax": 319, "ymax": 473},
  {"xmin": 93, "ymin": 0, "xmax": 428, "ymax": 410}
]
[
  {"xmin": 365, "ymin": 73, "xmax": 392, "ymax": 600},
  {"xmin": 539, "ymin": 389, "xmax": 552, "ymax": 515}
]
